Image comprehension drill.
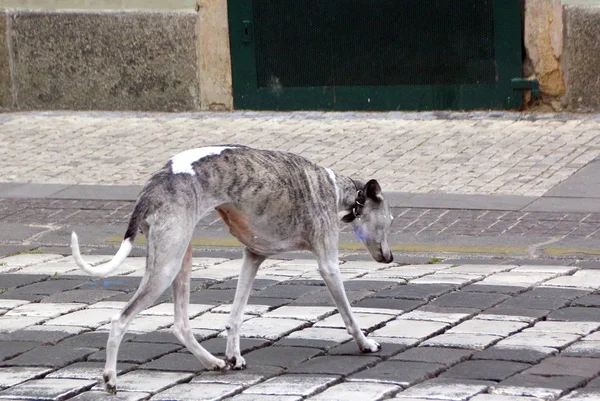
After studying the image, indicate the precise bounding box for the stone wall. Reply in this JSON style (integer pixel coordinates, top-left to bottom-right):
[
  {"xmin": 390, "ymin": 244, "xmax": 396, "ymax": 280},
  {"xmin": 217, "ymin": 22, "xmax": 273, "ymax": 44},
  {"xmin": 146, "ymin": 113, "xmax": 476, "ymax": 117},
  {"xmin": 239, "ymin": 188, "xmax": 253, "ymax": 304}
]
[
  {"xmin": 523, "ymin": 0, "xmax": 600, "ymax": 111},
  {"xmin": 0, "ymin": 0, "xmax": 233, "ymax": 111}
]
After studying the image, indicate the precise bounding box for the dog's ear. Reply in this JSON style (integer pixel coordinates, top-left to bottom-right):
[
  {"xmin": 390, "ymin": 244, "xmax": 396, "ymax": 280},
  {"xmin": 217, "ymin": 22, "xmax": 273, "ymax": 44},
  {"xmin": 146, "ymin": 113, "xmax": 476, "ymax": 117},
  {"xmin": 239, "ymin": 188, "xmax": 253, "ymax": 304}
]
[{"xmin": 364, "ymin": 179, "xmax": 383, "ymax": 203}]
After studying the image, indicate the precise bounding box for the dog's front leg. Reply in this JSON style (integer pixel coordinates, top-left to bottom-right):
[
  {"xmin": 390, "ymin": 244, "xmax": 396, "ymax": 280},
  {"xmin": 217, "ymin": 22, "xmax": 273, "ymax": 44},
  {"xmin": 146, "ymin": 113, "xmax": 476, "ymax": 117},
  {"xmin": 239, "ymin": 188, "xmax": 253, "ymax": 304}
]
[
  {"xmin": 225, "ymin": 248, "xmax": 265, "ymax": 369},
  {"xmin": 315, "ymin": 246, "xmax": 381, "ymax": 353}
]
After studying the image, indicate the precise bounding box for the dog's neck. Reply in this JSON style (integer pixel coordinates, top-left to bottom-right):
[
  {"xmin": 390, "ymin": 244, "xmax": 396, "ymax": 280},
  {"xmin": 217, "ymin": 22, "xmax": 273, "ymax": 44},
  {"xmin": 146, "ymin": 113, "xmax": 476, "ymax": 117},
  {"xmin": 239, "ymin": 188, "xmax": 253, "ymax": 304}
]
[{"xmin": 336, "ymin": 175, "xmax": 364, "ymax": 222}]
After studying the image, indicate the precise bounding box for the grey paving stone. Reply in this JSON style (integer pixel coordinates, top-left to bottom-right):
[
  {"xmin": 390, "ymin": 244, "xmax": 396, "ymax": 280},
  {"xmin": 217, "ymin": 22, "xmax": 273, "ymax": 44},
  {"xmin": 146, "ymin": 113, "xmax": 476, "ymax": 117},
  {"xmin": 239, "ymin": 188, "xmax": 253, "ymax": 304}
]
[
  {"xmin": 498, "ymin": 295, "xmax": 571, "ymax": 310},
  {"xmin": 0, "ymin": 328, "xmax": 81, "ymax": 345},
  {"xmin": 88, "ymin": 342, "xmax": 181, "ymax": 364},
  {"xmin": 461, "ymin": 285, "xmax": 526, "ymax": 296},
  {"xmin": 288, "ymin": 355, "xmax": 380, "ymax": 375},
  {"xmin": 253, "ymin": 285, "xmax": 323, "ymax": 299},
  {"xmin": 562, "ymin": 341, "xmax": 600, "ymax": 357},
  {"xmin": 417, "ymin": 305, "xmax": 480, "ymax": 316},
  {"xmin": 471, "ymin": 346, "xmax": 555, "ymax": 364},
  {"xmin": 374, "ymin": 284, "xmax": 456, "ymax": 300},
  {"xmin": 352, "ymin": 298, "xmax": 423, "ymax": 312},
  {"xmin": 0, "ymin": 245, "xmax": 38, "ymax": 258},
  {"xmin": 127, "ymin": 331, "xmax": 183, "ymax": 345},
  {"xmin": 391, "ymin": 347, "xmax": 474, "ymax": 366},
  {"xmin": 548, "ymin": 307, "xmax": 600, "ymax": 322},
  {"xmin": 440, "ymin": 360, "xmax": 530, "ymax": 381},
  {"xmin": 431, "ymin": 292, "xmax": 509, "ymax": 310},
  {"xmin": 247, "ymin": 297, "xmax": 292, "ymax": 308},
  {"xmin": 284, "ymin": 279, "xmax": 326, "ymax": 287},
  {"xmin": 79, "ymin": 277, "xmax": 142, "ymax": 292},
  {"xmin": 149, "ymin": 382, "xmax": 243, "ymax": 401},
  {"xmin": 573, "ymin": 260, "xmax": 600, "ymax": 269},
  {"xmin": 0, "ymin": 290, "xmax": 44, "ymax": 302},
  {"xmin": 328, "ymin": 340, "xmax": 409, "ymax": 358},
  {"xmin": 342, "ymin": 280, "xmax": 399, "ymax": 292},
  {"xmin": 348, "ymin": 360, "xmax": 444, "ymax": 387},
  {"xmin": 210, "ymin": 279, "xmax": 278, "ymax": 290},
  {"xmin": 14, "ymin": 279, "xmax": 88, "ymax": 295},
  {"xmin": 142, "ymin": 352, "xmax": 207, "ymax": 372},
  {"xmin": 42, "ymin": 289, "xmax": 127, "ymax": 304},
  {"xmin": 0, "ymin": 275, "xmax": 48, "ymax": 289},
  {"xmin": 0, "ymin": 366, "xmax": 53, "ymax": 390},
  {"xmin": 68, "ymin": 390, "xmax": 151, "ymax": 401},
  {"xmin": 290, "ymin": 289, "xmax": 371, "ymax": 306},
  {"xmin": 228, "ymin": 395, "xmax": 301, "ymax": 401},
  {"xmin": 199, "ymin": 338, "xmax": 271, "ymax": 356},
  {"xmin": 92, "ymin": 370, "xmax": 194, "ymax": 393},
  {"xmin": 47, "ymin": 361, "xmax": 136, "ymax": 380},
  {"xmin": 58, "ymin": 332, "xmax": 135, "ymax": 349},
  {"xmin": 523, "ymin": 287, "xmax": 591, "ymax": 299},
  {"xmin": 481, "ymin": 307, "xmax": 550, "ymax": 322},
  {"xmin": 491, "ymin": 374, "xmax": 586, "ymax": 398},
  {"xmin": 243, "ymin": 374, "xmax": 339, "ymax": 397},
  {"xmin": 572, "ymin": 295, "xmax": 600, "ymax": 307},
  {"xmin": 192, "ymin": 365, "xmax": 282, "ymax": 385},
  {"xmin": 586, "ymin": 376, "xmax": 600, "ymax": 388},
  {"xmin": 188, "ymin": 289, "xmax": 238, "ymax": 305},
  {"xmin": 0, "ymin": 346, "xmax": 96, "ymax": 368},
  {"xmin": 560, "ymin": 389, "xmax": 600, "ymax": 400},
  {"xmin": 274, "ymin": 338, "xmax": 338, "ymax": 350},
  {"xmin": 397, "ymin": 378, "xmax": 494, "ymax": 400},
  {"xmin": 242, "ymin": 346, "xmax": 322, "ymax": 369},
  {"xmin": 523, "ymin": 357, "xmax": 600, "ymax": 378},
  {"xmin": 0, "ymin": 378, "xmax": 96, "ymax": 400},
  {"xmin": 0, "ymin": 341, "xmax": 39, "ymax": 362}
]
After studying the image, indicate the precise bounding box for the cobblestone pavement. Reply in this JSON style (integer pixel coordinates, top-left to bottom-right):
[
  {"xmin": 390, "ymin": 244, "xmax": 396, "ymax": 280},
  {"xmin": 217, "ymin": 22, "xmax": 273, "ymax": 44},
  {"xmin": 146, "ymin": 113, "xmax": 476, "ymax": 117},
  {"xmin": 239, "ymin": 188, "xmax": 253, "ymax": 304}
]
[
  {"xmin": 1, "ymin": 254, "xmax": 600, "ymax": 400},
  {"xmin": 2, "ymin": 111, "xmax": 600, "ymax": 195},
  {"xmin": 3, "ymin": 198, "xmax": 600, "ymax": 241}
]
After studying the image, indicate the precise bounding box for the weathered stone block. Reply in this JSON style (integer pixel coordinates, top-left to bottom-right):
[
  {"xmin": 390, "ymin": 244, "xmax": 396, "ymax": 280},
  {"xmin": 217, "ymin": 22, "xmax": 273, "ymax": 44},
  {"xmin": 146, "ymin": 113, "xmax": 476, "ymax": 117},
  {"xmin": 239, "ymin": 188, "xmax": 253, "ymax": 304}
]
[
  {"xmin": 9, "ymin": 11, "xmax": 199, "ymax": 111},
  {"xmin": 0, "ymin": 12, "xmax": 13, "ymax": 109},
  {"xmin": 562, "ymin": 5, "xmax": 600, "ymax": 111}
]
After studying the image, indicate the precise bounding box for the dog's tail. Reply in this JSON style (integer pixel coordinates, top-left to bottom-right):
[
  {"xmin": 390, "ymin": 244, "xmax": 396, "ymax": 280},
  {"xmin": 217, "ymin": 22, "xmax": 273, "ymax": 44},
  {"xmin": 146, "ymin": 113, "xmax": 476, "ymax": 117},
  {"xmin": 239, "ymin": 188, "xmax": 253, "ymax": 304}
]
[{"xmin": 71, "ymin": 198, "xmax": 148, "ymax": 277}]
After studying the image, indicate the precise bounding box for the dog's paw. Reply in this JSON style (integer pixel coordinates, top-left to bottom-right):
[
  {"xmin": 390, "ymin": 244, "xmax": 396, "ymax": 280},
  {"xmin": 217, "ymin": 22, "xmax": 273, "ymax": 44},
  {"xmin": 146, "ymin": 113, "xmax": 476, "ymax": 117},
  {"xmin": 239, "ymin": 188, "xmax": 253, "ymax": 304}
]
[
  {"xmin": 359, "ymin": 338, "xmax": 381, "ymax": 353},
  {"xmin": 102, "ymin": 372, "xmax": 117, "ymax": 394},
  {"xmin": 226, "ymin": 356, "xmax": 247, "ymax": 370},
  {"xmin": 207, "ymin": 358, "xmax": 227, "ymax": 371}
]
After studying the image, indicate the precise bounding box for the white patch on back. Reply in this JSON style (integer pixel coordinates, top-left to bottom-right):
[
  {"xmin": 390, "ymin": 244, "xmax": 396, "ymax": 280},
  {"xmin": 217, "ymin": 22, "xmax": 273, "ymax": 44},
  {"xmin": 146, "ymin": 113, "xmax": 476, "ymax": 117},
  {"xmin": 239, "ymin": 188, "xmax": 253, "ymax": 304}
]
[
  {"xmin": 325, "ymin": 168, "xmax": 339, "ymax": 204},
  {"xmin": 170, "ymin": 146, "xmax": 235, "ymax": 175}
]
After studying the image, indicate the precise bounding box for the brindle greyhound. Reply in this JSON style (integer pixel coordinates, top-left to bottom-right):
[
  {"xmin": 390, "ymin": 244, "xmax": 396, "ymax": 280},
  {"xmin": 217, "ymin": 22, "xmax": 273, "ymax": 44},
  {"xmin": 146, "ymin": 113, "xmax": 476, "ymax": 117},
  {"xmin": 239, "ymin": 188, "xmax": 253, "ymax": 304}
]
[{"xmin": 71, "ymin": 145, "xmax": 394, "ymax": 393}]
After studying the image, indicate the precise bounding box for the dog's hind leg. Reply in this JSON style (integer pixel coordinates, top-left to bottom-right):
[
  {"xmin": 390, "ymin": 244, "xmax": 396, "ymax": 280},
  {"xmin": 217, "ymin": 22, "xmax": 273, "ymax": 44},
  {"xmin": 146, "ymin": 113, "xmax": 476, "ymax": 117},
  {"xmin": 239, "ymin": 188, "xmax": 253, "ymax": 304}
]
[
  {"xmin": 313, "ymin": 239, "xmax": 381, "ymax": 353},
  {"xmin": 103, "ymin": 223, "xmax": 193, "ymax": 394},
  {"xmin": 225, "ymin": 248, "xmax": 266, "ymax": 369},
  {"xmin": 172, "ymin": 241, "xmax": 226, "ymax": 370}
]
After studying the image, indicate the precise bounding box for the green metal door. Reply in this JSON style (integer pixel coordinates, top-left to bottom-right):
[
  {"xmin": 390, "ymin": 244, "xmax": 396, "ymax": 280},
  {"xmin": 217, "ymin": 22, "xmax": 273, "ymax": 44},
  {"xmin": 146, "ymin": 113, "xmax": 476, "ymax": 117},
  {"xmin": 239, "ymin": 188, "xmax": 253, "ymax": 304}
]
[{"xmin": 228, "ymin": 0, "xmax": 523, "ymax": 111}]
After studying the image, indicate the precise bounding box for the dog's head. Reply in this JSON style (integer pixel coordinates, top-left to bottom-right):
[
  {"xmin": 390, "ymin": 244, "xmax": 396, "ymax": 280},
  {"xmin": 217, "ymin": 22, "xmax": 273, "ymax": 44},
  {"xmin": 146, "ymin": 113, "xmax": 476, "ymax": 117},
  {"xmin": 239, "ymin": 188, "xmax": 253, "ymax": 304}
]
[{"xmin": 343, "ymin": 179, "xmax": 394, "ymax": 263}]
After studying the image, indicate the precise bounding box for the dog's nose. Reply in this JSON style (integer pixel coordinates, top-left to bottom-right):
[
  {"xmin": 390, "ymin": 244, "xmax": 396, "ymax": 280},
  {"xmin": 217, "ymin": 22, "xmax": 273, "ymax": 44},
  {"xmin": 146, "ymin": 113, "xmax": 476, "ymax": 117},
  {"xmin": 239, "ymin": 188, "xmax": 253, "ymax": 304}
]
[{"xmin": 386, "ymin": 254, "xmax": 394, "ymax": 263}]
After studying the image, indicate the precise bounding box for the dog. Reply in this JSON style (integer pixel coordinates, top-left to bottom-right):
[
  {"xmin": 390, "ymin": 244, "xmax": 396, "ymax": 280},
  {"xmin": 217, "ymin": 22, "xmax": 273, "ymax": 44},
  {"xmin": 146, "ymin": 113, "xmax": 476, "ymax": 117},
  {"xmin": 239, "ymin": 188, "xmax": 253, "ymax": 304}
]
[{"xmin": 71, "ymin": 145, "xmax": 394, "ymax": 393}]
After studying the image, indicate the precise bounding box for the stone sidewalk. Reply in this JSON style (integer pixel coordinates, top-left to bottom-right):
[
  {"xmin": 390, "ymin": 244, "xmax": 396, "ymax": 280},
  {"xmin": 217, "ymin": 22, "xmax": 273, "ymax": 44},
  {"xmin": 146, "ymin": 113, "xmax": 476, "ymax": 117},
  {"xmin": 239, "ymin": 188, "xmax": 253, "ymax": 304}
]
[
  {"xmin": 2, "ymin": 111, "xmax": 600, "ymax": 195},
  {"xmin": 1, "ymin": 253, "xmax": 600, "ymax": 400}
]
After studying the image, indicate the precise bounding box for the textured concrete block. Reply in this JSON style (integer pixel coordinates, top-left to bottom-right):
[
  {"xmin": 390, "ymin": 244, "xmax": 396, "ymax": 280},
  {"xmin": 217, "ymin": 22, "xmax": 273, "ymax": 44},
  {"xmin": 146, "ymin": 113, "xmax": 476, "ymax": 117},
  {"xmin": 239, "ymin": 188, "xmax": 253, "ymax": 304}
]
[
  {"xmin": 10, "ymin": 11, "xmax": 199, "ymax": 111},
  {"xmin": 0, "ymin": 13, "xmax": 13, "ymax": 109},
  {"xmin": 563, "ymin": 5, "xmax": 600, "ymax": 111}
]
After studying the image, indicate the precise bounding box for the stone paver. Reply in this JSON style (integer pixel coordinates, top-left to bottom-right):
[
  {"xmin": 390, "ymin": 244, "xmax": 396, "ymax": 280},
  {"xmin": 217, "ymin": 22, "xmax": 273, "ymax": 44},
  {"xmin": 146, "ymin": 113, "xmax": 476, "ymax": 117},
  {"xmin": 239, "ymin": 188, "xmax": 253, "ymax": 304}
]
[
  {"xmin": 307, "ymin": 382, "xmax": 400, "ymax": 401},
  {"xmin": 1, "ymin": 255, "xmax": 600, "ymax": 400},
  {"xmin": 2, "ymin": 112, "xmax": 600, "ymax": 196}
]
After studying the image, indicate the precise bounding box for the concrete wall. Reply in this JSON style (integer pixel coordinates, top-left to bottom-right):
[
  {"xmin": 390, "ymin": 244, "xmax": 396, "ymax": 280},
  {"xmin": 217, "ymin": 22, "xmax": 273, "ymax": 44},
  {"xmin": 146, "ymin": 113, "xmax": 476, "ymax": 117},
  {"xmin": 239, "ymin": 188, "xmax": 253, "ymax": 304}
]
[{"xmin": 0, "ymin": 0, "xmax": 233, "ymax": 111}]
